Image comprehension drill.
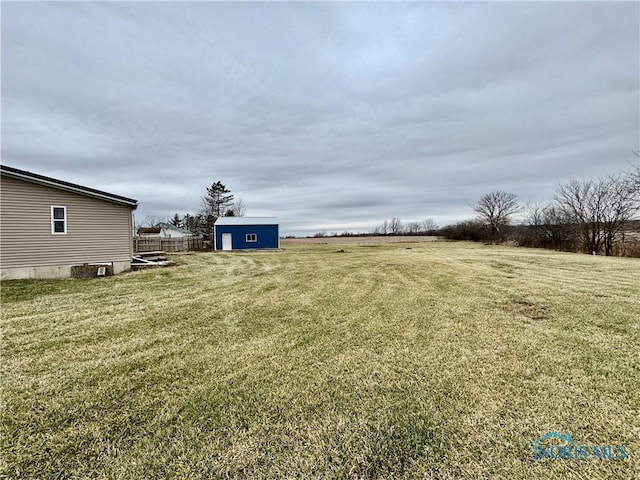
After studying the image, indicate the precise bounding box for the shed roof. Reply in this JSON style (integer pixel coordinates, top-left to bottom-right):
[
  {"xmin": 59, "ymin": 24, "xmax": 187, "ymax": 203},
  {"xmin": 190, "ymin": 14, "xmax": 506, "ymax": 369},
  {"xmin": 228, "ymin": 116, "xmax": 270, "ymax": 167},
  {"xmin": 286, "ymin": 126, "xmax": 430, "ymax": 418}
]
[
  {"xmin": 1, "ymin": 165, "xmax": 138, "ymax": 208},
  {"xmin": 214, "ymin": 217, "xmax": 278, "ymax": 226},
  {"xmin": 157, "ymin": 222, "xmax": 194, "ymax": 234},
  {"xmin": 137, "ymin": 227, "xmax": 162, "ymax": 235}
]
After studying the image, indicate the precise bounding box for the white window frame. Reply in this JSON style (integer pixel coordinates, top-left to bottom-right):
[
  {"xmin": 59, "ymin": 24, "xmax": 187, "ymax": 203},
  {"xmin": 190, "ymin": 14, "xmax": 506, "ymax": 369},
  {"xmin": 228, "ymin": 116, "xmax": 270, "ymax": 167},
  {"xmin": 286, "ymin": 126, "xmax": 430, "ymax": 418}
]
[
  {"xmin": 246, "ymin": 233, "xmax": 257, "ymax": 243},
  {"xmin": 51, "ymin": 206, "xmax": 67, "ymax": 235}
]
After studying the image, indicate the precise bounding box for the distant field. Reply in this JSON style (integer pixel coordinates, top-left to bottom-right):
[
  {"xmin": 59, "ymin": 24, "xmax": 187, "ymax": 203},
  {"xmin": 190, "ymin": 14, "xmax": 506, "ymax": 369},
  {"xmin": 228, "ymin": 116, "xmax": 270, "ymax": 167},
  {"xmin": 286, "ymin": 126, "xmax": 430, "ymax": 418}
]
[
  {"xmin": 283, "ymin": 235, "xmax": 442, "ymax": 244},
  {"xmin": 1, "ymin": 242, "xmax": 638, "ymax": 479}
]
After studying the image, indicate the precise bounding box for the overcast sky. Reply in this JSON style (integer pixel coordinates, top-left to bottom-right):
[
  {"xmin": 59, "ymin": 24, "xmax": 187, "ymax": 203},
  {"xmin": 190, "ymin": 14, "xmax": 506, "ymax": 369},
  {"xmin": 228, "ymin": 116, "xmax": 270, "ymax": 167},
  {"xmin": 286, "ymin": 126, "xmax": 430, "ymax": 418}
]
[{"xmin": 2, "ymin": 2, "xmax": 639, "ymax": 236}]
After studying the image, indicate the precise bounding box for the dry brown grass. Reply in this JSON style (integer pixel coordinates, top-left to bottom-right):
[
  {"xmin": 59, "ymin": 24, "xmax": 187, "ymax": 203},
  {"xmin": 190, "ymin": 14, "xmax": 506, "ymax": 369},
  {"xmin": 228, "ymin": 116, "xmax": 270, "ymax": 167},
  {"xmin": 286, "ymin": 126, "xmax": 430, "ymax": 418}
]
[{"xmin": 1, "ymin": 242, "xmax": 638, "ymax": 479}]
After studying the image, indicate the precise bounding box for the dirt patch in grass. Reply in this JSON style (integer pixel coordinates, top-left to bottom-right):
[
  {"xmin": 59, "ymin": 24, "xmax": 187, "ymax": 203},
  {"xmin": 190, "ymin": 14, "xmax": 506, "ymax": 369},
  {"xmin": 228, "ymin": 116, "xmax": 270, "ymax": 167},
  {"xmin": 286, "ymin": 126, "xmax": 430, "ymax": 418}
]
[{"xmin": 508, "ymin": 300, "xmax": 548, "ymax": 322}]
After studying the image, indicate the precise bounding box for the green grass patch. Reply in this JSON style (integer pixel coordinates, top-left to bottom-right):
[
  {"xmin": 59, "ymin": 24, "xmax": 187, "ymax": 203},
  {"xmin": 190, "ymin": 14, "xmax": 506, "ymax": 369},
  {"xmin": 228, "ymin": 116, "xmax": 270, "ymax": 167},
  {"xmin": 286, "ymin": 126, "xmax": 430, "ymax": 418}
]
[{"xmin": 1, "ymin": 242, "xmax": 638, "ymax": 479}]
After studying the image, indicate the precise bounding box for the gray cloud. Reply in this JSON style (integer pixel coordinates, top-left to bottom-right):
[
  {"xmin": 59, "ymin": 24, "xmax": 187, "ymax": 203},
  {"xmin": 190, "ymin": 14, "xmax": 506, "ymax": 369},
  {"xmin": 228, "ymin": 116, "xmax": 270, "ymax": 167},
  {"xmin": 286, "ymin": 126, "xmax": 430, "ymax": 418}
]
[{"xmin": 2, "ymin": 2, "xmax": 638, "ymax": 235}]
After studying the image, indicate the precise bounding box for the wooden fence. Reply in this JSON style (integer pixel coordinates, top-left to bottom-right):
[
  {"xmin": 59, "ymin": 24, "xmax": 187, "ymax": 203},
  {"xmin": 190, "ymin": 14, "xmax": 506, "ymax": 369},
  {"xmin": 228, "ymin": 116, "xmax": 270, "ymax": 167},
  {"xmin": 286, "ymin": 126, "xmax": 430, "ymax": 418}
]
[{"xmin": 134, "ymin": 236, "xmax": 205, "ymax": 253}]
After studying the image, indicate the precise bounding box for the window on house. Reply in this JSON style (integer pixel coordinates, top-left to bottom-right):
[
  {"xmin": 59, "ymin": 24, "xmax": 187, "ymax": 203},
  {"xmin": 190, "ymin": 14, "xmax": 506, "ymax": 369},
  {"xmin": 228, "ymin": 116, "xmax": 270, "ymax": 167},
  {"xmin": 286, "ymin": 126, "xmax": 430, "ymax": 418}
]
[
  {"xmin": 246, "ymin": 233, "xmax": 257, "ymax": 242},
  {"xmin": 51, "ymin": 206, "xmax": 67, "ymax": 234}
]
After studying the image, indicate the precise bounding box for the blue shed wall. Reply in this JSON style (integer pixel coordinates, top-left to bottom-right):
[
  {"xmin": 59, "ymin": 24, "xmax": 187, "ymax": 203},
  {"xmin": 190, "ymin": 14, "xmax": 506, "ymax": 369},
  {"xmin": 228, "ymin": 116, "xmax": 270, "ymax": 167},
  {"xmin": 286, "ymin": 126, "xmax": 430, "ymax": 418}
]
[{"xmin": 215, "ymin": 224, "xmax": 279, "ymax": 250}]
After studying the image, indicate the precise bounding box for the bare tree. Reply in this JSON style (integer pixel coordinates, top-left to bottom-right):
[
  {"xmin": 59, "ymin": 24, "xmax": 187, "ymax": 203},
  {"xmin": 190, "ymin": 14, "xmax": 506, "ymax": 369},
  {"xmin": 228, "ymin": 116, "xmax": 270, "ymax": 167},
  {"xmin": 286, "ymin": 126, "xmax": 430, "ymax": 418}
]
[
  {"xmin": 473, "ymin": 191, "xmax": 520, "ymax": 243},
  {"xmin": 405, "ymin": 221, "xmax": 421, "ymax": 234},
  {"xmin": 420, "ymin": 218, "xmax": 437, "ymax": 233},
  {"xmin": 600, "ymin": 175, "xmax": 639, "ymax": 256},
  {"xmin": 231, "ymin": 198, "xmax": 247, "ymax": 217},
  {"xmin": 629, "ymin": 150, "xmax": 640, "ymax": 197},
  {"xmin": 631, "ymin": 166, "xmax": 640, "ymax": 196},
  {"xmin": 378, "ymin": 220, "xmax": 389, "ymax": 235},
  {"xmin": 140, "ymin": 215, "xmax": 166, "ymax": 228},
  {"xmin": 389, "ymin": 217, "xmax": 403, "ymax": 235},
  {"xmin": 554, "ymin": 176, "xmax": 639, "ymax": 255},
  {"xmin": 525, "ymin": 201, "xmax": 575, "ymax": 250},
  {"xmin": 554, "ymin": 179, "xmax": 602, "ymax": 254}
]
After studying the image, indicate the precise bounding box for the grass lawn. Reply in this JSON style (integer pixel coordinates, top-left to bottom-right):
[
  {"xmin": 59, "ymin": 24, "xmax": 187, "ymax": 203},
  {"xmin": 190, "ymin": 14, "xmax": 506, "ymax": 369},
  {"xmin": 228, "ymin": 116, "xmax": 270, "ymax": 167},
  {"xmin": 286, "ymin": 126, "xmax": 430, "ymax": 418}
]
[{"xmin": 1, "ymin": 241, "xmax": 638, "ymax": 479}]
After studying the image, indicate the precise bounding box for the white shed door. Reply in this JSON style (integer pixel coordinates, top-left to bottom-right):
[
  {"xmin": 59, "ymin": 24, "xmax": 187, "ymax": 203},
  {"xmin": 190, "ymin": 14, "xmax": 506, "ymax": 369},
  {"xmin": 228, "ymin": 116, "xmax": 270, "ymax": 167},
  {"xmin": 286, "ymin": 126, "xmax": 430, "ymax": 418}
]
[{"xmin": 222, "ymin": 233, "xmax": 232, "ymax": 251}]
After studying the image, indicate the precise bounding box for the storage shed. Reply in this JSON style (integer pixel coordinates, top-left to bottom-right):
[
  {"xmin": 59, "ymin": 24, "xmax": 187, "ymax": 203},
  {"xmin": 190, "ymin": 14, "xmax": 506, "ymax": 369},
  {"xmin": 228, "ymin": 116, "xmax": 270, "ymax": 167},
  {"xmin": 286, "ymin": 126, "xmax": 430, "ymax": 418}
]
[{"xmin": 213, "ymin": 217, "xmax": 279, "ymax": 251}]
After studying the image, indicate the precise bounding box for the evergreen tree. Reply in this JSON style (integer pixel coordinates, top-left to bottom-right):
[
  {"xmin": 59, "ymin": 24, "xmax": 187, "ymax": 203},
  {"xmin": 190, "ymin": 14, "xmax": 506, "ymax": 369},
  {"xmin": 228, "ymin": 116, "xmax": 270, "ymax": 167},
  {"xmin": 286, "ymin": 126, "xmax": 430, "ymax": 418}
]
[
  {"xmin": 203, "ymin": 181, "xmax": 234, "ymax": 220},
  {"xmin": 182, "ymin": 213, "xmax": 195, "ymax": 232},
  {"xmin": 170, "ymin": 213, "xmax": 182, "ymax": 227}
]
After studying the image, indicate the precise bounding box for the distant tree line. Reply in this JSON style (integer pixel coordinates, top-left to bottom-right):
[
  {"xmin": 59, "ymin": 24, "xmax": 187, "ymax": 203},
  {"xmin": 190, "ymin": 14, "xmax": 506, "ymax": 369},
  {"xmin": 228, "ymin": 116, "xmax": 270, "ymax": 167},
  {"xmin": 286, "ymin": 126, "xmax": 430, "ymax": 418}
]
[
  {"xmin": 372, "ymin": 218, "xmax": 438, "ymax": 235},
  {"xmin": 442, "ymin": 160, "xmax": 640, "ymax": 257},
  {"xmin": 309, "ymin": 218, "xmax": 438, "ymax": 238}
]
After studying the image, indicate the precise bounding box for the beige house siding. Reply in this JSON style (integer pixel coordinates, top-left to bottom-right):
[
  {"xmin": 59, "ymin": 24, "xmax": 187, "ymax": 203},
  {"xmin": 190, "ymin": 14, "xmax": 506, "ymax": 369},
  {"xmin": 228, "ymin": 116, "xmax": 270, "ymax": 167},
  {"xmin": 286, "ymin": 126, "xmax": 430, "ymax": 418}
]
[{"xmin": 1, "ymin": 175, "xmax": 134, "ymax": 278}]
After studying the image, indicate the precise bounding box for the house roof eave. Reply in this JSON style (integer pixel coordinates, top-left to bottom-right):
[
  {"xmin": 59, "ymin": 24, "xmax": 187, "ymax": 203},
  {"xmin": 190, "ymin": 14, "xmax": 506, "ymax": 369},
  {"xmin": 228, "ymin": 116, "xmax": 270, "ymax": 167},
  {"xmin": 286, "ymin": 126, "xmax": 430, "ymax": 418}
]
[{"xmin": 1, "ymin": 164, "xmax": 138, "ymax": 209}]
